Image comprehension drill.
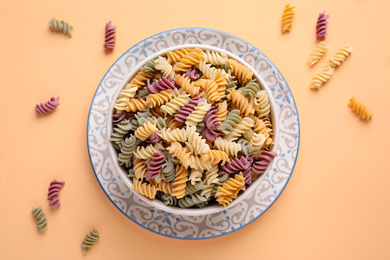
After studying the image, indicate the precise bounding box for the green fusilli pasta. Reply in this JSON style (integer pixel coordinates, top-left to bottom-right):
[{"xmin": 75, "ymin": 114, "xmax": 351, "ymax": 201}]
[
  {"xmin": 81, "ymin": 229, "xmax": 100, "ymax": 255},
  {"xmin": 31, "ymin": 206, "xmax": 48, "ymax": 232},
  {"xmin": 49, "ymin": 18, "xmax": 73, "ymax": 37}
]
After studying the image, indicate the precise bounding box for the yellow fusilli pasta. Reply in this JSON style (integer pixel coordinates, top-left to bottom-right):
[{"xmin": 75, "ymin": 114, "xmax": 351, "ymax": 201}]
[
  {"xmin": 227, "ymin": 89, "xmax": 255, "ymax": 116},
  {"xmin": 227, "ymin": 59, "xmax": 253, "ymax": 85},
  {"xmin": 174, "ymin": 74, "xmax": 200, "ymax": 97},
  {"xmin": 309, "ymin": 41, "xmax": 328, "ymax": 66},
  {"xmin": 348, "ymin": 97, "xmax": 374, "ymax": 121},
  {"xmin": 132, "ymin": 179, "xmax": 158, "ymax": 199},
  {"xmin": 171, "ymin": 165, "xmax": 189, "ymax": 199},
  {"xmin": 173, "ymin": 48, "xmax": 204, "ymax": 72},
  {"xmin": 146, "ymin": 89, "xmax": 173, "ymax": 108},
  {"xmin": 126, "ymin": 98, "xmax": 148, "ymax": 112},
  {"xmin": 330, "ymin": 45, "xmax": 353, "ymax": 68},
  {"xmin": 135, "ymin": 120, "xmax": 159, "ymax": 141},
  {"xmin": 281, "ymin": 4, "xmax": 296, "ymax": 33},
  {"xmin": 310, "ymin": 63, "xmax": 335, "ymax": 89},
  {"xmin": 216, "ymin": 172, "xmax": 246, "ymax": 207},
  {"xmin": 186, "ymin": 101, "xmax": 212, "ymax": 127}
]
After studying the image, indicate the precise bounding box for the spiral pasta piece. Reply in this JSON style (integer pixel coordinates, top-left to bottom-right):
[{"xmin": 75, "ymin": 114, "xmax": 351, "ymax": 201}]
[
  {"xmin": 186, "ymin": 101, "xmax": 212, "ymax": 127},
  {"xmin": 187, "ymin": 132, "xmax": 210, "ymax": 155},
  {"xmin": 215, "ymin": 101, "xmax": 228, "ymax": 123},
  {"xmin": 216, "ymin": 173, "xmax": 246, "ymax": 207},
  {"xmin": 146, "ymin": 89, "xmax": 173, "ymax": 108},
  {"xmin": 49, "ymin": 18, "xmax": 73, "ymax": 36},
  {"xmin": 114, "ymin": 71, "xmax": 154, "ymax": 113},
  {"xmin": 217, "ymin": 109, "xmax": 242, "ymax": 135},
  {"xmin": 316, "ymin": 12, "xmax": 329, "ymax": 40},
  {"xmin": 309, "ymin": 41, "xmax": 328, "ymax": 66},
  {"xmin": 173, "ymin": 48, "xmax": 204, "ymax": 72},
  {"xmin": 81, "ymin": 229, "xmax": 100, "ymax": 255},
  {"xmin": 224, "ymin": 117, "xmax": 254, "ymax": 141},
  {"xmin": 348, "ymin": 97, "xmax": 374, "ymax": 121},
  {"xmin": 281, "ymin": 4, "xmax": 295, "ymax": 33},
  {"xmin": 174, "ymin": 74, "xmax": 200, "ymax": 97},
  {"xmin": 242, "ymin": 79, "xmax": 261, "ymax": 99},
  {"xmin": 103, "ymin": 21, "xmax": 116, "ymax": 51},
  {"xmin": 253, "ymin": 117, "xmax": 273, "ymax": 149},
  {"xmin": 31, "ymin": 206, "xmax": 48, "ymax": 232},
  {"xmin": 133, "ymin": 143, "xmax": 164, "ymax": 160},
  {"xmin": 160, "ymin": 93, "xmax": 190, "ymax": 116},
  {"xmin": 145, "ymin": 76, "xmax": 175, "ymax": 94},
  {"xmin": 178, "ymin": 193, "xmax": 208, "ymax": 208},
  {"xmin": 227, "ymin": 89, "xmax": 255, "ymax": 116},
  {"xmin": 132, "ymin": 179, "xmax": 158, "ymax": 199},
  {"xmin": 140, "ymin": 60, "xmax": 156, "ymax": 72},
  {"xmin": 135, "ymin": 120, "xmax": 159, "ymax": 141},
  {"xmin": 109, "ymin": 120, "xmax": 132, "ymax": 145},
  {"xmin": 167, "ymin": 142, "xmax": 194, "ymax": 169},
  {"xmin": 47, "ymin": 179, "xmax": 65, "ymax": 209},
  {"xmin": 133, "ymin": 157, "xmax": 147, "ymax": 179},
  {"xmin": 35, "ymin": 97, "xmax": 60, "ymax": 115},
  {"xmin": 171, "ymin": 165, "xmax": 189, "ymax": 199},
  {"xmin": 185, "ymin": 67, "xmax": 200, "ymax": 81},
  {"xmin": 254, "ymin": 90, "xmax": 271, "ymax": 118},
  {"xmin": 155, "ymin": 56, "xmax": 176, "ymax": 79},
  {"xmin": 126, "ymin": 98, "xmax": 148, "ymax": 112},
  {"xmin": 330, "ymin": 45, "xmax": 353, "ymax": 68},
  {"xmin": 252, "ymin": 151, "xmax": 278, "ymax": 176},
  {"xmin": 202, "ymin": 50, "xmax": 228, "ymax": 65},
  {"xmin": 166, "ymin": 48, "xmax": 194, "ymax": 64},
  {"xmin": 227, "ymin": 59, "xmax": 253, "ymax": 86},
  {"xmin": 202, "ymin": 150, "xmax": 230, "ymax": 165},
  {"xmin": 189, "ymin": 169, "xmax": 203, "ymax": 185},
  {"xmin": 145, "ymin": 151, "xmax": 166, "ymax": 180},
  {"xmin": 200, "ymin": 79, "xmax": 220, "ymax": 104},
  {"xmin": 310, "ymin": 63, "xmax": 335, "ymax": 89},
  {"xmin": 192, "ymin": 155, "xmax": 212, "ymax": 171},
  {"xmin": 214, "ymin": 137, "xmax": 241, "ymax": 157},
  {"xmin": 250, "ymin": 133, "xmax": 266, "ymax": 157}
]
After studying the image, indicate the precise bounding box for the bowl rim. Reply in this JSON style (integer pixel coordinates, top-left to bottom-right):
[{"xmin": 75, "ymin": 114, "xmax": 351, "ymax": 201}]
[{"xmin": 106, "ymin": 43, "xmax": 279, "ymax": 216}]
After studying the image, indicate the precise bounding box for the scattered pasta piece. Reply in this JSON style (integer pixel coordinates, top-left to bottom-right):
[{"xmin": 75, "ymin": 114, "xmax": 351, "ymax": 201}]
[
  {"xmin": 35, "ymin": 97, "xmax": 60, "ymax": 115},
  {"xmin": 348, "ymin": 97, "xmax": 374, "ymax": 121},
  {"xmin": 31, "ymin": 206, "xmax": 48, "ymax": 232},
  {"xmin": 103, "ymin": 21, "xmax": 116, "ymax": 52},
  {"xmin": 47, "ymin": 179, "xmax": 65, "ymax": 208},
  {"xmin": 316, "ymin": 12, "xmax": 329, "ymax": 40},
  {"xmin": 81, "ymin": 229, "xmax": 100, "ymax": 255},
  {"xmin": 309, "ymin": 41, "xmax": 328, "ymax": 66},
  {"xmin": 330, "ymin": 45, "xmax": 353, "ymax": 68},
  {"xmin": 49, "ymin": 18, "xmax": 73, "ymax": 37},
  {"xmin": 281, "ymin": 4, "xmax": 296, "ymax": 33}
]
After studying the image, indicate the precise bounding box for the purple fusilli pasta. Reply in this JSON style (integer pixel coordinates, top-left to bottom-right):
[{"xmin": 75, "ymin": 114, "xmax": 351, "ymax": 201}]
[
  {"xmin": 174, "ymin": 95, "xmax": 203, "ymax": 123},
  {"xmin": 145, "ymin": 76, "xmax": 175, "ymax": 94},
  {"xmin": 113, "ymin": 112, "xmax": 135, "ymax": 126},
  {"xmin": 35, "ymin": 97, "xmax": 60, "ymax": 115},
  {"xmin": 204, "ymin": 107, "xmax": 221, "ymax": 130},
  {"xmin": 145, "ymin": 151, "xmax": 166, "ymax": 180},
  {"xmin": 316, "ymin": 12, "xmax": 329, "ymax": 40},
  {"xmin": 220, "ymin": 156, "xmax": 252, "ymax": 177},
  {"xmin": 47, "ymin": 179, "xmax": 65, "ymax": 208},
  {"xmin": 103, "ymin": 21, "xmax": 116, "ymax": 52},
  {"xmin": 185, "ymin": 67, "xmax": 200, "ymax": 81},
  {"xmin": 252, "ymin": 151, "xmax": 278, "ymax": 175},
  {"xmin": 145, "ymin": 130, "xmax": 162, "ymax": 144},
  {"xmin": 200, "ymin": 127, "xmax": 220, "ymax": 142}
]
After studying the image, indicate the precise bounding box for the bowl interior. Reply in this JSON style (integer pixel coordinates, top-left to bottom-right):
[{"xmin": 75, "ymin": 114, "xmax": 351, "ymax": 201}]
[{"xmin": 107, "ymin": 44, "xmax": 279, "ymax": 216}]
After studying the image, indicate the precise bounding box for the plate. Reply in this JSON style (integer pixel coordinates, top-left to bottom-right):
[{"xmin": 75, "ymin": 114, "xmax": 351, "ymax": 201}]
[{"xmin": 87, "ymin": 28, "xmax": 300, "ymax": 239}]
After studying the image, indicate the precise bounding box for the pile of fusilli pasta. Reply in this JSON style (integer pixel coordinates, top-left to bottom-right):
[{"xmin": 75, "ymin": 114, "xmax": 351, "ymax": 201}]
[{"xmin": 110, "ymin": 47, "xmax": 277, "ymax": 208}]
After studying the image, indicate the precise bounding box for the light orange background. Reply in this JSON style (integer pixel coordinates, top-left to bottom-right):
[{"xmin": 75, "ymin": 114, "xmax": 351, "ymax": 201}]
[{"xmin": 1, "ymin": 0, "xmax": 389, "ymax": 259}]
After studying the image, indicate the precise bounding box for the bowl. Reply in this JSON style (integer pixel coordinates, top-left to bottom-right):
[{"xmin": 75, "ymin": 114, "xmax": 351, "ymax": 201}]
[{"xmin": 107, "ymin": 44, "xmax": 279, "ymax": 216}]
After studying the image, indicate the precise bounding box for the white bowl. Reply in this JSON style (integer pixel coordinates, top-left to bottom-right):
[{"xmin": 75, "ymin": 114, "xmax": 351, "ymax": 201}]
[{"xmin": 107, "ymin": 44, "xmax": 279, "ymax": 216}]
